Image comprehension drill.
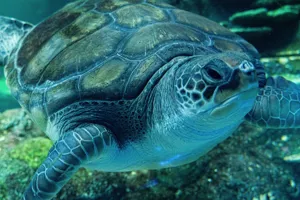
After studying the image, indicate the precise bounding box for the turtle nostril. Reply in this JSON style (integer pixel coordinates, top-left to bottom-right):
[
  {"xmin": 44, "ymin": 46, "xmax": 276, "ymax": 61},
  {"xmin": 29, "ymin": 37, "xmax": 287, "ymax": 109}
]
[
  {"xmin": 206, "ymin": 68, "xmax": 223, "ymax": 81},
  {"xmin": 239, "ymin": 61, "xmax": 255, "ymax": 74}
]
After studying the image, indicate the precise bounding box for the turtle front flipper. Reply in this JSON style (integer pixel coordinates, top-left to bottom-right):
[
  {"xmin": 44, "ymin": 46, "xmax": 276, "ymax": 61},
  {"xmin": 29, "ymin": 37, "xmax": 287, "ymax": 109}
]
[
  {"xmin": 0, "ymin": 16, "xmax": 33, "ymax": 66},
  {"xmin": 23, "ymin": 124, "xmax": 117, "ymax": 200},
  {"xmin": 246, "ymin": 76, "xmax": 300, "ymax": 128}
]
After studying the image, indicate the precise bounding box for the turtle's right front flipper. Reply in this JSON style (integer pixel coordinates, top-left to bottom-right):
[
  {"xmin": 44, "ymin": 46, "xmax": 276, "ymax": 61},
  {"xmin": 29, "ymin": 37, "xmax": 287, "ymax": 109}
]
[
  {"xmin": 23, "ymin": 124, "xmax": 117, "ymax": 200},
  {"xmin": 0, "ymin": 16, "xmax": 33, "ymax": 66},
  {"xmin": 246, "ymin": 76, "xmax": 300, "ymax": 128}
]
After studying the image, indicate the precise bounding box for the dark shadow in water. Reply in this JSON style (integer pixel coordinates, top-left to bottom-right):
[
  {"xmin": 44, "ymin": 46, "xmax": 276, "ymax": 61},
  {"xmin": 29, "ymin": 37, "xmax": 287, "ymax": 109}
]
[{"xmin": 257, "ymin": 20, "xmax": 300, "ymax": 56}]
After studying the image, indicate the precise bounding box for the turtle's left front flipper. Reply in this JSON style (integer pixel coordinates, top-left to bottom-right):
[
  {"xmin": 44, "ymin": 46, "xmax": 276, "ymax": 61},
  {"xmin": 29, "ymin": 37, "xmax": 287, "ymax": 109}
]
[
  {"xmin": 246, "ymin": 76, "xmax": 300, "ymax": 128},
  {"xmin": 22, "ymin": 124, "xmax": 117, "ymax": 200},
  {"xmin": 0, "ymin": 16, "xmax": 33, "ymax": 66}
]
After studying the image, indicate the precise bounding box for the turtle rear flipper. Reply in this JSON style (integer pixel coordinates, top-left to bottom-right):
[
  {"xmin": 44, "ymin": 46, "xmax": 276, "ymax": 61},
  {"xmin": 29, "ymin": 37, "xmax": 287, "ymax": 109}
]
[
  {"xmin": 0, "ymin": 16, "xmax": 33, "ymax": 66},
  {"xmin": 23, "ymin": 124, "xmax": 118, "ymax": 200},
  {"xmin": 246, "ymin": 76, "xmax": 300, "ymax": 128}
]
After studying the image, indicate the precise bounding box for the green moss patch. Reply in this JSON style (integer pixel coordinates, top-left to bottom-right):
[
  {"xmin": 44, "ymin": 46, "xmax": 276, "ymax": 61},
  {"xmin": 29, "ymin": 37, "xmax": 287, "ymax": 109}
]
[
  {"xmin": 0, "ymin": 157, "xmax": 33, "ymax": 200},
  {"xmin": 9, "ymin": 137, "xmax": 53, "ymax": 169}
]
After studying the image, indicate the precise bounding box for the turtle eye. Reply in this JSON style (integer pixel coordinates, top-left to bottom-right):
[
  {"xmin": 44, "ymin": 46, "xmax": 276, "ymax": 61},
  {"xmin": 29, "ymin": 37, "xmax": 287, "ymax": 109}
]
[
  {"xmin": 206, "ymin": 67, "xmax": 223, "ymax": 81},
  {"xmin": 202, "ymin": 64, "xmax": 224, "ymax": 83}
]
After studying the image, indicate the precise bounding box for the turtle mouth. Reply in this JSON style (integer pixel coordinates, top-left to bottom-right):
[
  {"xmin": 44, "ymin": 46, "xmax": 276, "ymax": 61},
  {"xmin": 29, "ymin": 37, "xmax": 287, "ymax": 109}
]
[
  {"xmin": 209, "ymin": 86, "xmax": 258, "ymax": 120},
  {"xmin": 218, "ymin": 81, "xmax": 259, "ymax": 106},
  {"xmin": 220, "ymin": 87, "xmax": 257, "ymax": 106}
]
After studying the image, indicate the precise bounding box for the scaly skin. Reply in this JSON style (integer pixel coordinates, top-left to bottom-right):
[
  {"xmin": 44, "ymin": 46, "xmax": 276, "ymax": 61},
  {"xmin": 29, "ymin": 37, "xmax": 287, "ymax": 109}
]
[
  {"xmin": 22, "ymin": 124, "xmax": 116, "ymax": 200},
  {"xmin": 246, "ymin": 76, "xmax": 300, "ymax": 128},
  {"xmin": 0, "ymin": 1, "xmax": 299, "ymax": 199}
]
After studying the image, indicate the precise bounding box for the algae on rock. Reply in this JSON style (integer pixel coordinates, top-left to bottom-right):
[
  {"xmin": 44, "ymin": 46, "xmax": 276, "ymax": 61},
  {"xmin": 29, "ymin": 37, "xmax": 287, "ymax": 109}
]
[
  {"xmin": 230, "ymin": 8, "xmax": 269, "ymax": 26},
  {"xmin": 254, "ymin": 0, "xmax": 300, "ymax": 8},
  {"xmin": 9, "ymin": 137, "xmax": 52, "ymax": 169},
  {"xmin": 0, "ymin": 158, "xmax": 33, "ymax": 200},
  {"xmin": 267, "ymin": 5, "xmax": 299, "ymax": 22}
]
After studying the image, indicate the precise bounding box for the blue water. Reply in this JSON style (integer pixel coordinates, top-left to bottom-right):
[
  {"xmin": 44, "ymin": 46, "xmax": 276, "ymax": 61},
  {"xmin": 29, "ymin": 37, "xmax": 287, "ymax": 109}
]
[
  {"xmin": 0, "ymin": 0, "xmax": 71, "ymax": 23},
  {"xmin": 0, "ymin": 1, "xmax": 299, "ymax": 200}
]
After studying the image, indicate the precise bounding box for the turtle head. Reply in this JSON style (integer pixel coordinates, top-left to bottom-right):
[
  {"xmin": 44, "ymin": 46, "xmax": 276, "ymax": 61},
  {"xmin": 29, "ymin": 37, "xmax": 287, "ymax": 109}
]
[{"xmin": 173, "ymin": 52, "xmax": 259, "ymax": 130}]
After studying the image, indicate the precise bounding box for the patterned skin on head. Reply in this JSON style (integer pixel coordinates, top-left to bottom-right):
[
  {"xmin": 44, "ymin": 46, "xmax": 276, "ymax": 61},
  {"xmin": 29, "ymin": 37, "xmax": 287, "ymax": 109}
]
[{"xmin": 174, "ymin": 53, "xmax": 257, "ymax": 115}]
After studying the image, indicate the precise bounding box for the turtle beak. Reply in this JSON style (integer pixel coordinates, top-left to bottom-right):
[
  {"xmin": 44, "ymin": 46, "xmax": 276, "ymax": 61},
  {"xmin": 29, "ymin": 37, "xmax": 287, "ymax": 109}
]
[
  {"xmin": 210, "ymin": 60, "xmax": 259, "ymax": 120},
  {"xmin": 214, "ymin": 60, "xmax": 258, "ymax": 104},
  {"xmin": 237, "ymin": 60, "xmax": 259, "ymax": 92},
  {"xmin": 237, "ymin": 60, "xmax": 258, "ymax": 92}
]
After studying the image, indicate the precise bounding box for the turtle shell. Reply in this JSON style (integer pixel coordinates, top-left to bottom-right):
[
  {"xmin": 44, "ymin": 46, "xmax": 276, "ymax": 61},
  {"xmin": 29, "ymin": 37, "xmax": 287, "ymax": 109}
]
[{"xmin": 5, "ymin": 0, "xmax": 259, "ymax": 130}]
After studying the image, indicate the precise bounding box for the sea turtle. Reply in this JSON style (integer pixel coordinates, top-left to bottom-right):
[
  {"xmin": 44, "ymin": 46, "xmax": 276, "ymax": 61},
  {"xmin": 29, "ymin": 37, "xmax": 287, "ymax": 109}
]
[{"xmin": 1, "ymin": 0, "xmax": 300, "ymax": 199}]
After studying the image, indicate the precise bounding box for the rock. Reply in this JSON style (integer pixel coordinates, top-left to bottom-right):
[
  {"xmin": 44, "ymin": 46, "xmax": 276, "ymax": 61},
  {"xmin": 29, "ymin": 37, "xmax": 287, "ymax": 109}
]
[
  {"xmin": 230, "ymin": 26, "xmax": 272, "ymax": 42},
  {"xmin": 0, "ymin": 157, "xmax": 34, "ymax": 200},
  {"xmin": 228, "ymin": 5, "xmax": 300, "ymax": 53},
  {"xmin": 230, "ymin": 5, "xmax": 300, "ymax": 26},
  {"xmin": 229, "ymin": 8, "xmax": 269, "ymax": 26},
  {"xmin": 9, "ymin": 137, "xmax": 53, "ymax": 169},
  {"xmin": 0, "ymin": 109, "xmax": 43, "ymax": 139},
  {"xmin": 284, "ymin": 154, "xmax": 300, "ymax": 162},
  {"xmin": 211, "ymin": 0, "xmax": 255, "ymax": 4},
  {"xmin": 267, "ymin": 5, "xmax": 299, "ymax": 23},
  {"xmin": 253, "ymin": 0, "xmax": 300, "ymax": 8}
]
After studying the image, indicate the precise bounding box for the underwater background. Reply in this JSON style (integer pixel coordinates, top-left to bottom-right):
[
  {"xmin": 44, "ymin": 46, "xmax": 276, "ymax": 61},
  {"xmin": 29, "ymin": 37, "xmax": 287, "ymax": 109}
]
[{"xmin": 0, "ymin": 0, "xmax": 300, "ymax": 199}]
